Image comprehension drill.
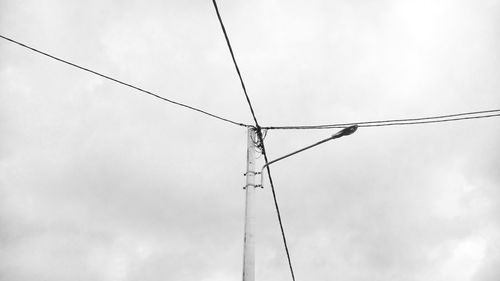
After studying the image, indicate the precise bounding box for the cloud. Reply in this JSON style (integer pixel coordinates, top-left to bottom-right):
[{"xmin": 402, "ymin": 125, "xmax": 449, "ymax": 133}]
[{"xmin": 1, "ymin": 0, "xmax": 500, "ymax": 280}]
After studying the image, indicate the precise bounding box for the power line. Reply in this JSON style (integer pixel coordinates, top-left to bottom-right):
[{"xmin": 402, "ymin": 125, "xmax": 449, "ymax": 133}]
[
  {"xmin": 211, "ymin": 0, "xmax": 260, "ymax": 128},
  {"xmin": 211, "ymin": 2, "xmax": 296, "ymax": 280},
  {"xmin": 360, "ymin": 113, "xmax": 500, "ymax": 127},
  {"xmin": 0, "ymin": 34, "xmax": 249, "ymax": 128},
  {"xmin": 261, "ymin": 148, "xmax": 296, "ymax": 281},
  {"xmin": 262, "ymin": 109, "xmax": 500, "ymax": 130}
]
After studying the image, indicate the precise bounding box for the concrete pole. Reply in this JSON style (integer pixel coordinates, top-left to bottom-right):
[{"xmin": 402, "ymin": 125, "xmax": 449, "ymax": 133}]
[{"xmin": 243, "ymin": 128, "xmax": 256, "ymax": 281}]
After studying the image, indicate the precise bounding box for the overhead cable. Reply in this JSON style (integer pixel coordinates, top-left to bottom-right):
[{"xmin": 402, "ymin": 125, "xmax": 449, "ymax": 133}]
[
  {"xmin": 360, "ymin": 113, "xmax": 500, "ymax": 127},
  {"xmin": 260, "ymin": 148, "xmax": 296, "ymax": 281},
  {"xmin": 211, "ymin": 2, "xmax": 296, "ymax": 280},
  {"xmin": 262, "ymin": 109, "xmax": 500, "ymax": 130},
  {"xmin": 0, "ymin": 34, "xmax": 249, "ymax": 128},
  {"xmin": 211, "ymin": 0, "xmax": 260, "ymax": 128}
]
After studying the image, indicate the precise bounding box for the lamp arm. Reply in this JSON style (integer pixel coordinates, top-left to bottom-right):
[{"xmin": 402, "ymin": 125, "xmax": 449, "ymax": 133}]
[{"xmin": 259, "ymin": 135, "xmax": 341, "ymax": 187}]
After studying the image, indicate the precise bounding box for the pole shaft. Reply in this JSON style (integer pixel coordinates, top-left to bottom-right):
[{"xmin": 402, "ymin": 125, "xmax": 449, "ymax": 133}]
[{"xmin": 243, "ymin": 128, "xmax": 256, "ymax": 281}]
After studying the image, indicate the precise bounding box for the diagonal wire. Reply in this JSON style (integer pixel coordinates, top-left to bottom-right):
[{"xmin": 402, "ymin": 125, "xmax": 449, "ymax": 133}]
[
  {"xmin": 0, "ymin": 34, "xmax": 249, "ymax": 128},
  {"xmin": 211, "ymin": 0, "xmax": 260, "ymax": 127},
  {"xmin": 260, "ymin": 143, "xmax": 296, "ymax": 281},
  {"xmin": 211, "ymin": 1, "xmax": 296, "ymax": 280}
]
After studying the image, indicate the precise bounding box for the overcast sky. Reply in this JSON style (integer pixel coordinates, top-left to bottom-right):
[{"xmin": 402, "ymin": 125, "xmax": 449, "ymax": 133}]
[{"xmin": 1, "ymin": 0, "xmax": 500, "ymax": 280}]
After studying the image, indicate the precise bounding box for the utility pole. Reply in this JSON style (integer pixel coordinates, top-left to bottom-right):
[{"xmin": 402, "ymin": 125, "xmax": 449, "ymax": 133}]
[
  {"xmin": 243, "ymin": 127, "xmax": 257, "ymax": 281},
  {"xmin": 240, "ymin": 126, "xmax": 358, "ymax": 280}
]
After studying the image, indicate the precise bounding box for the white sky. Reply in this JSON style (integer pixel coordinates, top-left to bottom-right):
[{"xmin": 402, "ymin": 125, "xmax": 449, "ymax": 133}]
[{"xmin": 1, "ymin": 0, "xmax": 500, "ymax": 280}]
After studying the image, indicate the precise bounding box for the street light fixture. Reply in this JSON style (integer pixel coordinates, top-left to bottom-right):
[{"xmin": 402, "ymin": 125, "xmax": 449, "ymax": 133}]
[{"xmin": 259, "ymin": 125, "xmax": 358, "ymax": 187}]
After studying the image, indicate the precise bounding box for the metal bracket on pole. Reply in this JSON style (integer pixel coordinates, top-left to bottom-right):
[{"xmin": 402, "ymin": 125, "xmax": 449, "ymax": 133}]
[
  {"xmin": 243, "ymin": 171, "xmax": 261, "ymax": 176},
  {"xmin": 243, "ymin": 184, "xmax": 262, "ymax": 189}
]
